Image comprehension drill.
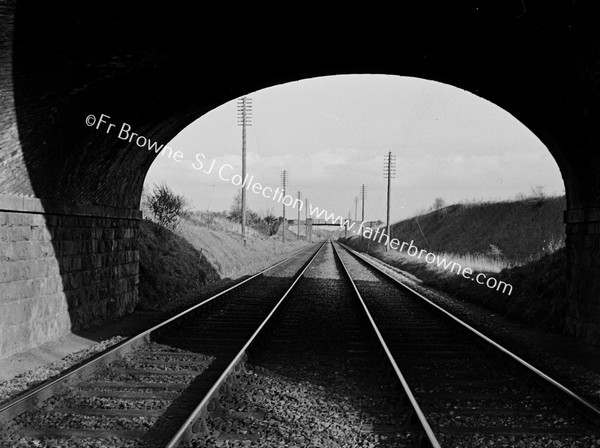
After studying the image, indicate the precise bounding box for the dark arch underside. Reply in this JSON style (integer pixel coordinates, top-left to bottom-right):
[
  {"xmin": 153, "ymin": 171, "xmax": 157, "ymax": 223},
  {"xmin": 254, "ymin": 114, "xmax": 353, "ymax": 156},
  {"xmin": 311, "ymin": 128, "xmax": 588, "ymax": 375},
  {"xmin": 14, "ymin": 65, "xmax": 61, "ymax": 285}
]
[{"xmin": 1, "ymin": 0, "xmax": 600, "ymax": 356}]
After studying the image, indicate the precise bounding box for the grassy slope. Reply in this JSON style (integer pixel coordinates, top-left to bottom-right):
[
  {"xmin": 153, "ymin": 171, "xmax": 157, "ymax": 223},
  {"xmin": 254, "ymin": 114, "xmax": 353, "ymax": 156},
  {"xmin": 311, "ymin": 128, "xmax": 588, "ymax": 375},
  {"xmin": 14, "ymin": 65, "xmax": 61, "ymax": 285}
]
[
  {"xmin": 138, "ymin": 220, "xmax": 215, "ymax": 310},
  {"xmin": 139, "ymin": 215, "xmax": 310, "ymax": 310},
  {"xmin": 341, "ymin": 195, "xmax": 568, "ymax": 332},
  {"xmin": 390, "ymin": 196, "xmax": 566, "ymax": 262}
]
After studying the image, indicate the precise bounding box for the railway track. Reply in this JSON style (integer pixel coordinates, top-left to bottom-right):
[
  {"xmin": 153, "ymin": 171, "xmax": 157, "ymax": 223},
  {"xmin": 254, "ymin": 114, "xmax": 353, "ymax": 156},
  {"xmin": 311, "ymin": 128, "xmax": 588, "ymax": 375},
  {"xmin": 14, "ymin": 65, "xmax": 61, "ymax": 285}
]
[
  {"xmin": 0, "ymin": 242, "xmax": 325, "ymax": 448},
  {"xmin": 3, "ymin": 238, "xmax": 600, "ymax": 447},
  {"xmin": 193, "ymin": 239, "xmax": 417, "ymax": 447},
  {"xmin": 332, "ymin": 241, "xmax": 600, "ymax": 447}
]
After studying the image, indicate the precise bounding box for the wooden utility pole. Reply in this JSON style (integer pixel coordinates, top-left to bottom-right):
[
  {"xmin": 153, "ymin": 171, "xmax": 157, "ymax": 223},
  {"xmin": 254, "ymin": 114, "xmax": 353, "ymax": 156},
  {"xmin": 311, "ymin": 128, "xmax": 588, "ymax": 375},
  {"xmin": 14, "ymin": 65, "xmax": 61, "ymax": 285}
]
[
  {"xmin": 237, "ymin": 96, "xmax": 252, "ymax": 246},
  {"xmin": 297, "ymin": 191, "xmax": 301, "ymax": 239},
  {"xmin": 384, "ymin": 152, "xmax": 396, "ymax": 251},
  {"xmin": 360, "ymin": 184, "xmax": 366, "ymax": 221},
  {"xmin": 360, "ymin": 185, "xmax": 366, "ymax": 245},
  {"xmin": 305, "ymin": 196, "xmax": 308, "ymax": 240},
  {"xmin": 281, "ymin": 170, "xmax": 288, "ymax": 242},
  {"xmin": 345, "ymin": 211, "xmax": 351, "ymax": 238}
]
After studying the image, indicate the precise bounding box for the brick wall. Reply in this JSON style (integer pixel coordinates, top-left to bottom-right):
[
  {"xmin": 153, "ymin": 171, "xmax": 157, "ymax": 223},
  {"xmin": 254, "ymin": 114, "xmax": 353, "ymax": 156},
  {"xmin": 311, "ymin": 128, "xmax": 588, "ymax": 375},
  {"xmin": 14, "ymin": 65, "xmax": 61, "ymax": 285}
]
[
  {"xmin": 564, "ymin": 208, "xmax": 600, "ymax": 345},
  {"xmin": 0, "ymin": 195, "xmax": 140, "ymax": 358}
]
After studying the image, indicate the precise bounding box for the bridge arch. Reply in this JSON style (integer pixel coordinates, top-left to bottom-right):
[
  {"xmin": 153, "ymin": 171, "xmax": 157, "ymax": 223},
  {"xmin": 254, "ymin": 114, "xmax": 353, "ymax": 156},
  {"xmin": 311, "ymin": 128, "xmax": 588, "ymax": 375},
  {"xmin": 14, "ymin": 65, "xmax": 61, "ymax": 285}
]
[{"xmin": 1, "ymin": 1, "xmax": 599, "ymax": 356}]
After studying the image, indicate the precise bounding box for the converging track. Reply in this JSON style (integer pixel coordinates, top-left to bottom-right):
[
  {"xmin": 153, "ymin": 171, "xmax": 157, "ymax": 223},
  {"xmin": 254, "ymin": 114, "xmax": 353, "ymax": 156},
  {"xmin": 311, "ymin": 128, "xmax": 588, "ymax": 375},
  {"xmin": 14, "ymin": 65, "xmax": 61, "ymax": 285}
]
[
  {"xmin": 0, "ymin": 242, "xmax": 325, "ymax": 448},
  {"xmin": 2, "ymin": 240, "xmax": 600, "ymax": 448},
  {"xmin": 193, "ymin": 239, "xmax": 417, "ymax": 447},
  {"xmin": 333, "ymin": 241, "xmax": 600, "ymax": 447}
]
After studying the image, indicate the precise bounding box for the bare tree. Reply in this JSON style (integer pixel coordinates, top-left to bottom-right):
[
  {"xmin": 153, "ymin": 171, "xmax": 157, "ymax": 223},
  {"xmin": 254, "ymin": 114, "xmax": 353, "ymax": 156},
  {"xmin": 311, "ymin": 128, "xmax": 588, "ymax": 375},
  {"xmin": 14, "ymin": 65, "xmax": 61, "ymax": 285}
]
[
  {"xmin": 145, "ymin": 182, "xmax": 189, "ymax": 234},
  {"xmin": 431, "ymin": 197, "xmax": 446, "ymax": 211},
  {"xmin": 228, "ymin": 191, "xmax": 243, "ymax": 221}
]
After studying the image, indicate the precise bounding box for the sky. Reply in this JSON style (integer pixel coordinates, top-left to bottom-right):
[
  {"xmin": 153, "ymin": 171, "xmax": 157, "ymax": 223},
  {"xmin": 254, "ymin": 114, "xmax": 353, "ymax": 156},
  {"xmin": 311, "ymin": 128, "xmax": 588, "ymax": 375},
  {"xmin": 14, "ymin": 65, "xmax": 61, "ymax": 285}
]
[{"xmin": 144, "ymin": 74, "xmax": 564, "ymax": 224}]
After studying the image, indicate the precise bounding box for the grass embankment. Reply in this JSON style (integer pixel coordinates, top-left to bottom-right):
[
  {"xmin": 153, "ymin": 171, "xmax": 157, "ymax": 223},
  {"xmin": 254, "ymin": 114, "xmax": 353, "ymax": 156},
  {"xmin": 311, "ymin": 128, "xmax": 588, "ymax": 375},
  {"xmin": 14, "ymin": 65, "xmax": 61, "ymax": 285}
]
[
  {"xmin": 389, "ymin": 196, "xmax": 566, "ymax": 263},
  {"xmin": 341, "ymin": 195, "xmax": 568, "ymax": 332},
  {"xmin": 139, "ymin": 213, "xmax": 310, "ymax": 310}
]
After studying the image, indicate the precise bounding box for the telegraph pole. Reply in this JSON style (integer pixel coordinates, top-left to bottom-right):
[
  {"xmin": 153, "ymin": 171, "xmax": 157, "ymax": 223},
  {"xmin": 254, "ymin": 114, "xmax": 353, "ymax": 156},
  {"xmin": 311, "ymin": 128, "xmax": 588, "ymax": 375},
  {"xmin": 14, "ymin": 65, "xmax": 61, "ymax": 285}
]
[
  {"xmin": 360, "ymin": 184, "xmax": 366, "ymax": 221},
  {"xmin": 346, "ymin": 211, "xmax": 351, "ymax": 238},
  {"xmin": 305, "ymin": 197, "xmax": 311, "ymax": 242},
  {"xmin": 297, "ymin": 191, "xmax": 301, "ymax": 240},
  {"xmin": 237, "ymin": 96, "xmax": 252, "ymax": 246},
  {"xmin": 281, "ymin": 170, "xmax": 288, "ymax": 242},
  {"xmin": 360, "ymin": 184, "xmax": 366, "ymax": 244},
  {"xmin": 354, "ymin": 196, "xmax": 358, "ymax": 222},
  {"xmin": 384, "ymin": 152, "xmax": 396, "ymax": 251}
]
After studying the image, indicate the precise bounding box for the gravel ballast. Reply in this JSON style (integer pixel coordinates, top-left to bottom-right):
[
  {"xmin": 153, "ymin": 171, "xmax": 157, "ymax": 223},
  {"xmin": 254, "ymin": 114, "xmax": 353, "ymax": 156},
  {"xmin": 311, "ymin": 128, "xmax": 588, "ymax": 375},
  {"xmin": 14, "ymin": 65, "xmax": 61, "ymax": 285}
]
[
  {"xmin": 353, "ymin": 248, "xmax": 600, "ymax": 410},
  {"xmin": 190, "ymin": 242, "xmax": 415, "ymax": 447},
  {"xmin": 337, "ymin": 244, "xmax": 600, "ymax": 447},
  {"xmin": 0, "ymin": 244, "xmax": 324, "ymax": 448}
]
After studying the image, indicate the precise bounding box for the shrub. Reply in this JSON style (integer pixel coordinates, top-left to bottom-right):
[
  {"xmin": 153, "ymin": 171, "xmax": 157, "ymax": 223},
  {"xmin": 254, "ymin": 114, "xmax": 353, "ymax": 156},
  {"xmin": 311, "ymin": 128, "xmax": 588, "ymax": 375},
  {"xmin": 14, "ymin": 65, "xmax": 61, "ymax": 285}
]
[
  {"xmin": 430, "ymin": 197, "xmax": 446, "ymax": 211},
  {"xmin": 145, "ymin": 182, "xmax": 189, "ymax": 234}
]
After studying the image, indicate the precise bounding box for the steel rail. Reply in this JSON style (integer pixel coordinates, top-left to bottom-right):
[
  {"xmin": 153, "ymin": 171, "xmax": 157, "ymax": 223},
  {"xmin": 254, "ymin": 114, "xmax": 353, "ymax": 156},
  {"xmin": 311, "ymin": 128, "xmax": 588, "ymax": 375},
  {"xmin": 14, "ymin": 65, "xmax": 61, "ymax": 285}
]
[
  {"xmin": 331, "ymin": 241, "xmax": 441, "ymax": 448},
  {"xmin": 337, "ymin": 241, "xmax": 600, "ymax": 426},
  {"xmin": 0, "ymin": 242, "xmax": 321, "ymax": 427},
  {"xmin": 165, "ymin": 240, "xmax": 328, "ymax": 447}
]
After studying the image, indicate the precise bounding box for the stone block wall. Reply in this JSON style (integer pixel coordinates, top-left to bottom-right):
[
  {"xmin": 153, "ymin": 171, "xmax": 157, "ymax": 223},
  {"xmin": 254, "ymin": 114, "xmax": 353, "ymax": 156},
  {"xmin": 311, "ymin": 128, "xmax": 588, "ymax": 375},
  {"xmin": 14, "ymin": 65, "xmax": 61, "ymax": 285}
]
[{"xmin": 0, "ymin": 195, "xmax": 140, "ymax": 358}]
